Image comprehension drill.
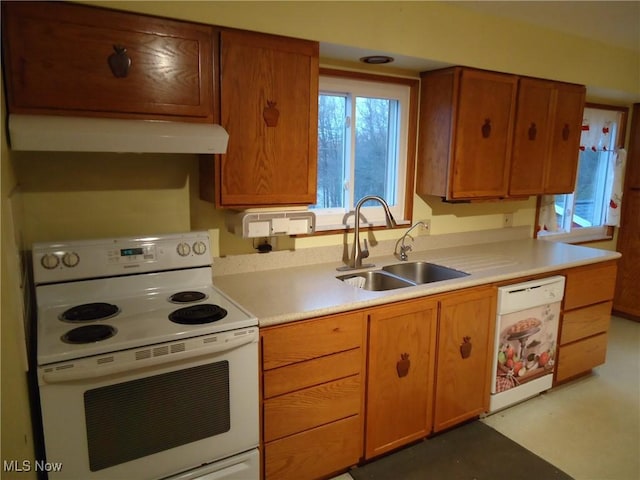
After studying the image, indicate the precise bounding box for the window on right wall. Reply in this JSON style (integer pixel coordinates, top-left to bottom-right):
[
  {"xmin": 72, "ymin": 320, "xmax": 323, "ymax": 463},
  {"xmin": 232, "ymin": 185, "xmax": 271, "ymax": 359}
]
[{"xmin": 538, "ymin": 104, "xmax": 628, "ymax": 242}]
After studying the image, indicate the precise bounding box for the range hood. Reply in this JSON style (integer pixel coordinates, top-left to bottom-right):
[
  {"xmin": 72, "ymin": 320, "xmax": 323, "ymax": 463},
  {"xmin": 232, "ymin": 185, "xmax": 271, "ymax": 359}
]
[{"xmin": 8, "ymin": 114, "xmax": 229, "ymax": 154}]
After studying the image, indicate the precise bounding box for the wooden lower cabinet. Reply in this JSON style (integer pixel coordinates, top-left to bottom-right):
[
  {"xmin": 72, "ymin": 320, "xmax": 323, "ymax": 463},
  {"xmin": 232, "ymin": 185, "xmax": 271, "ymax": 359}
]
[
  {"xmin": 433, "ymin": 286, "xmax": 497, "ymax": 432},
  {"xmin": 365, "ymin": 298, "xmax": 438, "ymax": 459},
  {"xmin": 260, "ymin": 311, "xmax": 366, "ymax": 480},
  {"xmin": 555, "ymin": 261, "xmax": 617, "ymax": 383}
]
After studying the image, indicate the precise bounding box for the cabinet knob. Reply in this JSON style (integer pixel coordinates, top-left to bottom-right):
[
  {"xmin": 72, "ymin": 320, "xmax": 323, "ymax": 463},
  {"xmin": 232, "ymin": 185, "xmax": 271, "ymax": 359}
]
[
  {"xmin": 108, "ymin": 45, "xmax": 132, "ymax": 78},
  {"xmin": 562, "ymin": 123, "xmax": 570, "ymax": 141},
  {"xmin": 528, "ymin": 122, "xmax": 537, "ymax": 141},
  {"xmin": 481, "ymin": 118, "xmax": 492, "ymax": 138},
  {"xmin": 396, "ymin": 353, "xmax": 410, "ymax": 377},
  {"xmin": 460, "ymin": 336, "xmax": 472, "ymax": 359},
  {"xmin": 263, "ymin": 100, "xmax": 280, "ymax": 127}
]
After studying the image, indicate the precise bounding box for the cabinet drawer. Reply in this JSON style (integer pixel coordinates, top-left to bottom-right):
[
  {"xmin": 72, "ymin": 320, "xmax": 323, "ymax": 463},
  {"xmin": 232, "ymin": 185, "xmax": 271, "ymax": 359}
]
[
  {"xmin": 564, "ymin": 262, "xmax": 617, "ymax": 310},
  {"xmin": 265, "ymin": 415, "xmax": 362, "ymax": 480},
  {"xmin": 556, "ymin": 333, "xmax": 608, "ymax": 383},
  {"xmin": 264, "ymin": 348, "xmax": 361, "ymax": 399},
  {"xmin": 261, "ymin": 311, "xmax": 365, "ymax": 370},
  {"xmin": 264, "ymin": 374, "xmax": 361, "ymax": 442},
  {"xmin": 560, "ymin": 301, "xmax": 612, "ymax": 345},
  {"xmin": 2, "ymin": 2, "xmax": 214, "ymax": 121}
]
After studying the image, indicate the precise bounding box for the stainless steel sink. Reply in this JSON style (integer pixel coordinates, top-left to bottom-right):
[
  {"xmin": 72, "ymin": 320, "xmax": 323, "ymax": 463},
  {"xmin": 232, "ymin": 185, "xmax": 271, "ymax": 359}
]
[
  {"xmin": 337, "ymin": 271, "xmax": 415, "ymax": 291},
  {"xmin": 382, "ymin": 261, "xmax": 469, "ymax": 284},
  {"xmin": 337, "ymin": 261, "xmax": 469, "ymax": 291}
]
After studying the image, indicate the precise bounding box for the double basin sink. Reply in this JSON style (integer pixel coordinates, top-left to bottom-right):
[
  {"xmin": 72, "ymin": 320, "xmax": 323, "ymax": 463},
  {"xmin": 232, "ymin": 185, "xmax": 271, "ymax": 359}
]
[{"xmin": 337, "ymin": 261, "xmax": 469, "ymax": 291}]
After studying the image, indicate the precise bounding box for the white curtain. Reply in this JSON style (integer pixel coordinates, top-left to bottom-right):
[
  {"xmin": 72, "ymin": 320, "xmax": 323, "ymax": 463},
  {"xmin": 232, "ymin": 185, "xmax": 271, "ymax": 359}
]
[
  {"xmin": 538, "ymin": 195, "xmax": 558, "ymax": 232},
  {"xmin": 606, "ymin": 149, "xmax": 626, "ymax": 226}
]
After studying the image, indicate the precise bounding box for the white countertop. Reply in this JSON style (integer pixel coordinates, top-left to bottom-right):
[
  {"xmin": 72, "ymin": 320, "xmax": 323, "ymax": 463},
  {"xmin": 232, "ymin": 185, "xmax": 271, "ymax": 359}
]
[{"xmin": 213, "ymin": 238, "xmax": 620, "ymax": 327}]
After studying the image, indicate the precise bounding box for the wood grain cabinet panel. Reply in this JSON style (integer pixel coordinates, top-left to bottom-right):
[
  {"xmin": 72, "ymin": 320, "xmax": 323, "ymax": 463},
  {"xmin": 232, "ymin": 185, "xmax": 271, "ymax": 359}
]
[
  {"xmin": 509, "ymin": 79, "xmax": 585, "ymax": 195},
  {"xmin": 418, "ymin": 67, "xmax": 585, "ymax": 200},
  {"xmin": 555, "ymin": 261, "xmax": 617, "ymax": 384},
  {"xmin": 556, "ymin": 333, "xmax": 608, "ymax": 383},
  {"xmin": 260, "ymin": 311, "xmax": 365, "ymax": 480},
  {"xmin": 564, "ymin": 261, "xmax": 617, "ymax": 311},
  {"xmin": 1, "ymin": 1, "xmax": 215, "ymax": 121},
  {"xmin": 433, "ymin": 287, "xmax": 497, "ymax": 432},
  {"xmin": 265, "ymin": 416, "xmax": 361, "ymax": 480},
  {"xmin": 365, "ymin": 298, "xmax": 438, "ymax": 459},
  {"xmin": 418, "ymin": 67, "xmax": 517, "ymax": 200},
  {"xmin": 614, "ymin": 103, "xmax": 640, "ymax": 319},
  {"xmin": 214, "ymin": 29, "xmax": 319, "ymax": 207}
]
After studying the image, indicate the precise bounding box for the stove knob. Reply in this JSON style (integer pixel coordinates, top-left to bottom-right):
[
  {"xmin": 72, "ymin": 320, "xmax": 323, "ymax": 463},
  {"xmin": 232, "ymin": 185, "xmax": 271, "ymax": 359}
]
[
  {"xmin": 62, "ymin": 252, "xmax": 80, "ymax": 268},
  {"xmin": 176, "ymin": 242, "xmax": 191, "ymax": 256},
  {"xmin": 41, "ymin": 253, "xmax": 60, "ymax": 270},
  {"xmin": 193, "ymin": 241, "xmax": 207, "ymax": 255}
]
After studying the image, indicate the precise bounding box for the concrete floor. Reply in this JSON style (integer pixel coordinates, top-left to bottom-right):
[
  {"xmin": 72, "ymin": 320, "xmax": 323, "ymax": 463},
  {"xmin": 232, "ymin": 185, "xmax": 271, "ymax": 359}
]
[{"xmin": 333, "ymin": 316, "xmax": 640, "ymax": 480}]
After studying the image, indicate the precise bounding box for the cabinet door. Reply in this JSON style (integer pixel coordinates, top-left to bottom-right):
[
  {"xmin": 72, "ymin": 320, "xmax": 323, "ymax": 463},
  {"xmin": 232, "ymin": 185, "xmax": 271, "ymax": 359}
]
[
  {"xmin": 218, "ymin": 29, "xmax": 318, "ymax": 207},
  {"xmin": 434, "ymin": 287, "xmax": 496, "ymax": 433},
  {"xmin": 2, "ymin": 2, "xmax": 214, "ymax": 121},
  {"xmin": 614, "ymin": 190, "xmax": 640, "ymax": 317},
  {"xmin": 509, "ymin": 78, "xmax": 555, "ymax": 196},
  {"xmin": 365, "ymin": 298, "xmax": 438, "ymax": 459},
  {"xmin": 451, "ymin": 69, "xmax": 517, "ymax": 199},
  {"xmin": 544, "ymin": 83, "xmax": 586, "ymax": 193}
]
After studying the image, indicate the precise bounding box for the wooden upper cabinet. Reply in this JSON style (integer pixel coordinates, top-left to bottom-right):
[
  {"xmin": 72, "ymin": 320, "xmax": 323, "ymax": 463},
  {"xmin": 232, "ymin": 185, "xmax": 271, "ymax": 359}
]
[
  {"xmin": 543, "ymin": 83, "xmax": 586, "ymax": 194},
  {"xmin": 509, "ymin": 78, "xmax": 556, "ymax": 196},
  {"xmin": 1, "ymin": 1, "xmax": 215, "ymax": 121},
  {"xmin": 216, "ymin": 29, "xmax": 319, "ymax": 207},
  {"xmin": 417, "ymin": 67, "xmax": 518, "ymax": 200},
  {"xmin": 418, "ymin": 67, "xmax": 585, "ymax": 200},
  {"xmin": 509, "ymin": 79, "xmax": 584, "ymax": 196}
]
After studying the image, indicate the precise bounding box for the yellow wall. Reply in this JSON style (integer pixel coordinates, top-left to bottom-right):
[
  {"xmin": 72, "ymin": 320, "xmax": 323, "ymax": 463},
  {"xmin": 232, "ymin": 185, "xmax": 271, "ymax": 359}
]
[{"xmin": 2, "ymin": 0, "xmax": 635, "ymax": 469}]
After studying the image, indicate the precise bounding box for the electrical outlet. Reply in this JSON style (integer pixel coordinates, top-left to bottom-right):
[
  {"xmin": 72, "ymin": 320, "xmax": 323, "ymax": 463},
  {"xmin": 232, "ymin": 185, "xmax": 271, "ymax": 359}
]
[
  {"xmin": 503, "ymin": 213, "xmax": 514, "ymax": 228},
  {"xmin": 419, "ymin": 219, "xmax": 431, "ymax": 235}
]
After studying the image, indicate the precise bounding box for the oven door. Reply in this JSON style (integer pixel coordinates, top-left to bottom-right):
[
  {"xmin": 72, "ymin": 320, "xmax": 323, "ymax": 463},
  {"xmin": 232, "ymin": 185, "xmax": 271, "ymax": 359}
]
[{"xmin": 37, "ymin": 327, "xmax": 259, "ymax": 480}]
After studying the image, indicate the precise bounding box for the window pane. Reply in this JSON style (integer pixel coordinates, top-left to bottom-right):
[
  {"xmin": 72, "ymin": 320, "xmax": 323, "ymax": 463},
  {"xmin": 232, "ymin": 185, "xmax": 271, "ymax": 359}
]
[
  {"xmin": 354, "ymin": 97, "xmax": 399, "ymax": 206},
  {"xmin": 315, "ymin": 94, "xmax": 347, "ymax": 209},
  {"xmin": 573, "ymin": 150, "xmax": 610, "ymax": 227}
]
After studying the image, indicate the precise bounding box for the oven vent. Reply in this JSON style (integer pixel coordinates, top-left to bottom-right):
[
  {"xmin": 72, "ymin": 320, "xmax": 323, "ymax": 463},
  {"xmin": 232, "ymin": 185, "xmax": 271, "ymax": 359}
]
[
  {"xmin": 55, "ymin": 364, "xmax": 73, "ymax": 371},
  {"xmin": 97, "ymin": 356, "xmax": 114, "ymax": 365},
  {"xmin": 203, "ymin": 336, "xmax": 218, "ymax": 344},
  {"xmin": 171, "ymin": 343, "xmax": 186, "ymax": 353},
  {"xmin": 153, "ymin": 346, "xmax": 169, "ymax": 357},
  {"xmin": 135, "ymin": 350, "xmax": 151, "ymax": 361}
]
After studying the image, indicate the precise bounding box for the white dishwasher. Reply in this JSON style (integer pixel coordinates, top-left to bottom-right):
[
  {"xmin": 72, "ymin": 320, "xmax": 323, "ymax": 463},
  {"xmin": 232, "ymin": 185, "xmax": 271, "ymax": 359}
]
[{"xmin": 489, "ymin": 275, "xmax": 565, "ymax": 413}]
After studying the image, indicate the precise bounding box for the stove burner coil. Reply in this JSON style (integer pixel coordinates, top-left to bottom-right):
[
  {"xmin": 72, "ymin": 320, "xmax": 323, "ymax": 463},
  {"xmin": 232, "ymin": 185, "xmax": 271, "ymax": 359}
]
[
  {"xmin": 59, "ymin": 302, "xmax": 120, "ymax": 322},
  {"xmin": 169, "ymin": 304, "xmax": 227, "ymax": 325},
  {"xmin": 169, "ymin": 291, "xmax": 207, "ymax": 304},
  {"xmin": 61, "ymin": 325, "xmax": 117, "ymax": 344}
]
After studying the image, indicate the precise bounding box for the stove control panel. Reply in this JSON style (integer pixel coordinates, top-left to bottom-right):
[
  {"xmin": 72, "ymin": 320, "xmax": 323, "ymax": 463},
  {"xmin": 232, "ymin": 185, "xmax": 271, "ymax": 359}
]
[{"xmin": 33, "ymin": 231, "xmax": 212, "ymax": 284}]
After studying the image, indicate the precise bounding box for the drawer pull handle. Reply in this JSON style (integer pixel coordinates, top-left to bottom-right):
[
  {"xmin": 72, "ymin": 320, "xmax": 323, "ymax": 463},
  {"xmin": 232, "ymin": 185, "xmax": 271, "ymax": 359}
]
[
  {"xmin": 481, "ymin": 118, "xmax": 492, "ymax": 138},
  {"xmin": 562, "ymin": 123, "xmax": 571, "ymax": 141},
  {"xmin": 460, "ymin": 336, "xmax": 472, "ymax": 359},
  {"xmin": 263, "ymin": 100, "xmax": 280, "ymax": 127},
  {"xmin": 528, "ymin": 122, "xmax": 537, "ymax": 140},
  {"xmin": 396, "ymin": 353, "xmax": 410, "ymax": 377},
  {"xmin": 108, "ymin": 45, "xmax": 132, "ymax": 78}
]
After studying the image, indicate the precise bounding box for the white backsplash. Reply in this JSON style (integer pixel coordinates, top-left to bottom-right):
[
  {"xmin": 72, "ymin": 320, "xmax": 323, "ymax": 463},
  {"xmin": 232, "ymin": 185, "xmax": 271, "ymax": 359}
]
[{"xmin": 213, "ymin": 226, "xmax": 532, "ymax": 276}]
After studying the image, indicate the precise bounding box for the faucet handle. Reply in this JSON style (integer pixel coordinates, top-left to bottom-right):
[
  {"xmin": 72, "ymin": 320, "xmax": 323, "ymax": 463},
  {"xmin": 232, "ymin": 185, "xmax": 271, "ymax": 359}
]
[{"xmin": 361, "ymin": 239, "xmax": 370, "ymax": 259}]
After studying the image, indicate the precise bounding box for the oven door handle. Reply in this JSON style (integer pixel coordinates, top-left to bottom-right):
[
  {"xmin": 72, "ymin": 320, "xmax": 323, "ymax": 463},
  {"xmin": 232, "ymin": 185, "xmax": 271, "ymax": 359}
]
[{"xmin": 40, "ymin": 332, "xmax": 257, "ymax": 384}]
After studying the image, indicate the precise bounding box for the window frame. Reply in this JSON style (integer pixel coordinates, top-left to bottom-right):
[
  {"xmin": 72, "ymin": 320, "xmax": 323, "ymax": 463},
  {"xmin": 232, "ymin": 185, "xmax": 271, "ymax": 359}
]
[
  {"xmin": 312, "ymin": 68, "xmax": 419, "ymax": 233},
  {"xmin": 536, "ymin": 102, "xmax": 628, "ymax": 244}
]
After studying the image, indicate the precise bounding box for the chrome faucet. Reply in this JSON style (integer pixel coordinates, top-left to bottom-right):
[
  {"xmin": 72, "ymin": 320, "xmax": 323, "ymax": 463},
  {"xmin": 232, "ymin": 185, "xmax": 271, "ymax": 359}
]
[
  {"xmin": 396, "ymin": 221, "xmax": 427, "ymax": 261},
  {"xmin": 338, "ymin": 195, "xmax": 397, "ymax": 271}
]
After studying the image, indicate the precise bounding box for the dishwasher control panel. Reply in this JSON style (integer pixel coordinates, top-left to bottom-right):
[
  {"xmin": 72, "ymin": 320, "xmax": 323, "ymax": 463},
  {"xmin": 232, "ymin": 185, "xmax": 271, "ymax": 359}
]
[{"xmin": 497, "ymin": 275, "xmax": 565, "ymax": 315}]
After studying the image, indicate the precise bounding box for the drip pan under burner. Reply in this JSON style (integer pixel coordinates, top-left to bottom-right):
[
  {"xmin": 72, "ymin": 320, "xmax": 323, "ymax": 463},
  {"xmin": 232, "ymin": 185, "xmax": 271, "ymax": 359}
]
[
  {"xmin": 169, "ymin": 291, "xmax": 208, "ymax": 303},
  {"xmin": 62, "ymin": 324, "xmax": 117, "ymax": 344},
  {"xmin": 169, "ymin": 304, "xmax": 228, "ymax": 325},
  {"xmin": 59, "ymin": 302, "xmax": 120, "ymax": 323}
]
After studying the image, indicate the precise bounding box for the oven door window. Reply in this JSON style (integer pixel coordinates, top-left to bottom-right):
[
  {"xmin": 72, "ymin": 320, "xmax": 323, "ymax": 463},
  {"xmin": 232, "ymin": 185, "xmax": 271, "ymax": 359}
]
[{"xmin": 84, "ymin": 361, "xmax": 230, "ymax": 471}]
